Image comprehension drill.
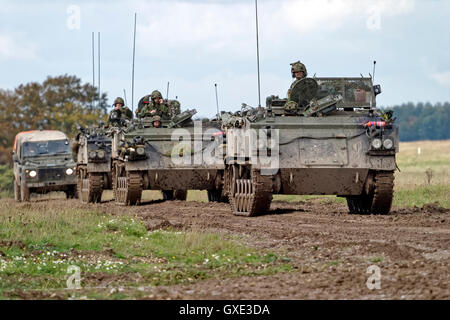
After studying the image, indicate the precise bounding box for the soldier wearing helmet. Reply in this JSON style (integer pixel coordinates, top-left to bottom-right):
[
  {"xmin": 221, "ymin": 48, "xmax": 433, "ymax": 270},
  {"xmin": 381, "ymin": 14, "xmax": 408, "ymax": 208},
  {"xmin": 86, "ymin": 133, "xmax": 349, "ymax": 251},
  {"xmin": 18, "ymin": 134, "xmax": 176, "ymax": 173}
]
[
  {"xmin": 287, "ymin": 61, "xmax": 308, "ymax": 98},
  {"xmin": 108, "ymin": 97, "xmax": 133, "ymax": 125},
  {"xmin": 137, "ymin": 90, "xmax": 171, "ymax": 120}
]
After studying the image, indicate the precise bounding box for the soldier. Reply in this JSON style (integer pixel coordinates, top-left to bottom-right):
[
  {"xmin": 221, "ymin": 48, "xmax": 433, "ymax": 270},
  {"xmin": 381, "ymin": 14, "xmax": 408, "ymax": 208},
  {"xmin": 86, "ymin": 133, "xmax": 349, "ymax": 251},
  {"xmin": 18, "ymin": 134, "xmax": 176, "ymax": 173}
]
[
  {"xmin": 136, "ymin": 94, "xmax": 151, "ymax": 117},
  {"xmin": 137, "ymin": 90, "xmax": 171, "ymax": 120},
  {"xmin": 108, "ymin": 97, "xmax": 133, "ymax": 125},
  {"xmin": 285, "ymin": 61, "xmax": 308, "ymax": 113},
  {"xmin": 287, "ymin": 61, "xmax": 308, "ymax": 98}
]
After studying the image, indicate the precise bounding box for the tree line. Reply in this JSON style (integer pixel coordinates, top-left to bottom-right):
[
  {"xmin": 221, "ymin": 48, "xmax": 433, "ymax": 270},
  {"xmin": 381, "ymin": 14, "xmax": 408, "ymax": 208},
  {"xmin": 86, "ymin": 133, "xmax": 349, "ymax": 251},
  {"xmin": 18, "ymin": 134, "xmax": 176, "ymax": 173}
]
[
  {"xmin": 387, "ymin": 102, "xmax": 450, "ymax": 142},
  {"xmin": 0, "ymin": 75, "xmax": 108, "ymax": 165}
]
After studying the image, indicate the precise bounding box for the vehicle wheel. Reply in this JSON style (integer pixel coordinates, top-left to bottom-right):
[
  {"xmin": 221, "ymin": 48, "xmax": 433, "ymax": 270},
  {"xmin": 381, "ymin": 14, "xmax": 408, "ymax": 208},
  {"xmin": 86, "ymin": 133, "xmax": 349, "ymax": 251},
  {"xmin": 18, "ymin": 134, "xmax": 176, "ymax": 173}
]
[
  {"xmin": 14, "ymin": 179, "xmax": 21, "ymax": 201},
  {"xmin": 162, "ymin": 190, "xmax": 174, "ymax": 200},
  {"xmin": 20, "ymin": 181, "xmax": 30, "ymax": 202},
  {"xmin": 207, "ymin": 188, "xmax": 228, "ymax": 203},
  {"xmin": 81, "ymin": 173, "xmax": 103, "ymax": 203},
  {"xmin": 346, "ymin": 171, "xmax": 394, "ymax": 215},
  {"xmin": 227, "ymin": 165, "xmax": 273, "ymax": 217},
  {"xmin": 115, "ymin": 169, "xmax": 142, "ymax": 205},
  {"xmin": 174, "ymin": 190, "xmax": 187, "ymax": 201},
  {"xmin": 65, "ymin": 185, "xmax": 77, "ymax": 199}
]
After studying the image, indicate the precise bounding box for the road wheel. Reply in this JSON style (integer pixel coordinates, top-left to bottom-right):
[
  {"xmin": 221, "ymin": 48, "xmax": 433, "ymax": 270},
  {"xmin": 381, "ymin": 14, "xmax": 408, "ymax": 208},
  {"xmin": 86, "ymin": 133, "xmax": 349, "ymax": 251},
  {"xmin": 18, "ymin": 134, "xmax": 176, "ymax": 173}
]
[
  {"xmin": 347, "ymin": 171, "xmax": 394, "ymax": 215},
  {"xmin": 207, "ymin": 188, "xmax": 228, "ymax": 203},
  {"xmin": 227, "ymin": 165, "xmax": 273, "ymax": 217},
  {"xmin": 20, "ymin": 181, "xmax": 30, "ymax": 202},
  {"xmin": 65, "ymin": 185, "xmax": 77, "ymax": 199},
  {"xmin": 14, "ymin": 179, "xmax": 21, "ymax": 201},
  {"xmin": 115, "ymin": 169, "xmax": 142, "ymax": 205},
  {"xmin": 162, "ymin": 190, "xmax": 174, "ymax": 200},
  {"xmin": 174, "ymin": 190, "xmax": 187, "ymax": 201}
]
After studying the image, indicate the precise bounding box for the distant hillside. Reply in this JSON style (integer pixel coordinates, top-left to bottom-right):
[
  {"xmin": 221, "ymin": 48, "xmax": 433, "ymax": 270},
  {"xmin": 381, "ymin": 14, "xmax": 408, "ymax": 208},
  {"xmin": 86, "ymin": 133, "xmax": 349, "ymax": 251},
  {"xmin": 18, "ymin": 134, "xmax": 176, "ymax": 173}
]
[{"xmin": 383, "ymin": 102, "xmax": 450, "ymax": 142}]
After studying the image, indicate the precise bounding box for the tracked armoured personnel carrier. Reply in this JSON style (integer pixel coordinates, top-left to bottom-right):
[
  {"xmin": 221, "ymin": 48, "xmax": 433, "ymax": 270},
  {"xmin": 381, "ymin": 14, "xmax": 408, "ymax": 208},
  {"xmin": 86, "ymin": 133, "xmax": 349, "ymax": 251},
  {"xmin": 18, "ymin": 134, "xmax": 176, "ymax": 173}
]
[
  {"xmin": 12, "ymin": 130, "xmax": 77, "ymax": 201},
  {"xmin": 222, "ymin": 77, "xmax": 398, "ymax": 216},
  {"xmin": 110, "ymin": 110, "xmax": 225, "ymax": 205},
  {"xmin": 73, "ymin": 124, "xmax": 112, "ymax": 203}
]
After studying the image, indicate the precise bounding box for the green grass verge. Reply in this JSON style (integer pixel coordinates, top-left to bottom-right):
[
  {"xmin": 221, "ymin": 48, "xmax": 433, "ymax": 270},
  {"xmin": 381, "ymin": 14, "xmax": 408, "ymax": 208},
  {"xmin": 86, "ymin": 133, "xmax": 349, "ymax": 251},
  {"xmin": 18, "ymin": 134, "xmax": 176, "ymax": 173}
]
[
  {"xmin": 0, "ymin": 201, "xmax": 291, "ymax": 299},
  {"xmin": 393, "ymin": 184, "xmax": 449, "ymax": 208}
]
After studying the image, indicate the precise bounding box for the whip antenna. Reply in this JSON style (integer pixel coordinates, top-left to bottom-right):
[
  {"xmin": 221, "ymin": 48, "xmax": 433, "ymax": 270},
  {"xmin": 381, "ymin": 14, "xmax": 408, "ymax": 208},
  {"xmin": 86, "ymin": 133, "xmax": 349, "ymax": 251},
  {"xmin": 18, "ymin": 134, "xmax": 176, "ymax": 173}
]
[
  {"xmin": 123, "ymin": 89, "xmax": 128, "ymax": 106},
  {"xmin": 214, "ymin": 83, "xmax": 220, "ymax": 119},
  {"xmin": 372, "ymin": 60, "xmax": 377, "ymax": 83},
  {"xmin": 98, "ymin": 32, "xmax": 101, "ymax": 108},
  {"xmin": 131, "ymin": 13, "xmax": 137, "ymax": 112},
  {"xmin": 166, "ymin": 81, "xmax": 170, "ymax": 100},
  {"xmin": 255, "ymin": 0, "xmax": 262, "ymax": 108},
  {"xmin": 92, "ymin": 32, "xmax": 95, "ymax": 88}
]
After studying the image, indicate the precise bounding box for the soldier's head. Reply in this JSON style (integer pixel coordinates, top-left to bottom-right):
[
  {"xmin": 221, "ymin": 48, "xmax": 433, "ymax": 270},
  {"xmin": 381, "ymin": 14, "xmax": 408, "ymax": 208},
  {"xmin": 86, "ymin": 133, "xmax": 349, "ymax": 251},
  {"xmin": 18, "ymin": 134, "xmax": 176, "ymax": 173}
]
[
  {"xmin": 151, "ymin": 90, "xmax": 163, "ymax": 104},
  {"xmin": 290, "ymin": 61, "xmax": 307, "ymax": 80},
  {"xmin": 152, "ymin": 115, "xmax": 161, "ymax": 128},
  {"xmin": 114, "ymin": 97, "xmax": 125, "ymax": 110}
]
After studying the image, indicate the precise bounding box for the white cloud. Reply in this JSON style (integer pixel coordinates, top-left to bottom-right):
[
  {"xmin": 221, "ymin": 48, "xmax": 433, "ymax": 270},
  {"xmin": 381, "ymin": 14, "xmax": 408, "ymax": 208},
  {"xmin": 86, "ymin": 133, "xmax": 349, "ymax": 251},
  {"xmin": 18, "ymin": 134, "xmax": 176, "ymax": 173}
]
[
  {"xmin": 133, "ymin": 0, "xmax": 415, "ymax": 59},
  {"xmin": 0, "ymin": 33, "xmax": 37, "ymax": 60},
  {"xmin": 429, "ymin": 71, "xmax": 450, "ymax": 86}
]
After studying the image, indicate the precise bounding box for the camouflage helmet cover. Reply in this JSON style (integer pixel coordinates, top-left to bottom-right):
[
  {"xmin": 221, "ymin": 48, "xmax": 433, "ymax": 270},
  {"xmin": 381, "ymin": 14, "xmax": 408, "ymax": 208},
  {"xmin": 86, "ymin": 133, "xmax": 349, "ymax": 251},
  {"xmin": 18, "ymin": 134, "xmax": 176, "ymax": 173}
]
[
  {"xmin": 151, "ymin": 90, "xmax": 163, "ymax": 100},
  {"xmin": 290, "ymin": 61, "xmax": 307, "ymax": 78},
  {"xmin": 114, "ymin": 97, "xmax": 125, "ymax": 106}
]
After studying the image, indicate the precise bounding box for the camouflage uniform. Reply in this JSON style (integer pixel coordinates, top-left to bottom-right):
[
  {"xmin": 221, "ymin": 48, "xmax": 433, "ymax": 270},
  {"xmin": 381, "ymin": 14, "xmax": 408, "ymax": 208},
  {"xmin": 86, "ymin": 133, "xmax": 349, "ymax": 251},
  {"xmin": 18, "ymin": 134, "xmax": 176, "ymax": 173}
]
[
  {"xmin": 285, "ymin": 61, "xmax": 308, "ymax": 113},
  {"xmin": 108, "ymin": 97, "xmax": 133, "ymax": 125},
  {"xmin": 137, "ymin": 90, "xmax": 171, "ymax": 120},
  {"xmin": 287, "ymin": 61, "xmax": 308, "ymax": 99}
]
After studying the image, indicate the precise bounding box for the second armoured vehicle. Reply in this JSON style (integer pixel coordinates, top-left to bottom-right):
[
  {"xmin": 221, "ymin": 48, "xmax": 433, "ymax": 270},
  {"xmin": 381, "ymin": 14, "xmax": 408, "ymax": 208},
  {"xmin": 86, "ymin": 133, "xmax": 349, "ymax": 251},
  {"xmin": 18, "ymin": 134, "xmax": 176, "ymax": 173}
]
[
  {"xmin": 12, "ymin": 130, "xmax": 77, "ymax": 201},
  {"xmin": 222, "ymin": 76, "xmax": 398, "ymax": 216},
  {"xmin": 110, "ymin": 109, "xmax": 225, "ymax": 205},
  {"xmin": 73, "ymin": 124, "xmax": 112, "ymax": 203}
]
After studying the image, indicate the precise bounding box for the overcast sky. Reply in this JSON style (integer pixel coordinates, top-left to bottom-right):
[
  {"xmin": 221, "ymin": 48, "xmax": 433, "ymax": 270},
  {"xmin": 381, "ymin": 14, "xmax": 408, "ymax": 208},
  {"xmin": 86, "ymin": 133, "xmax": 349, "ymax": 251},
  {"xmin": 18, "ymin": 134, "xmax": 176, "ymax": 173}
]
[{"xmin": 1, "ymin": 0, "xmax": 449, "ymax": 117}]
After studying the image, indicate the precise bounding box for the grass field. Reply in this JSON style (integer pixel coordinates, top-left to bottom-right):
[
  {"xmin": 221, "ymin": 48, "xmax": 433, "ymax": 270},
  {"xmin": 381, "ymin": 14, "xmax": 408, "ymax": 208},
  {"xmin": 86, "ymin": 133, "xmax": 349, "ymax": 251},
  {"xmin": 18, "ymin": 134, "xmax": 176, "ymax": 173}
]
[
  {"xmin": 0, "ymin": 200, "xmax": 291, "ymax": 299},
  {"xmin": 0, "ymin": 140, "xmax": 448, "ymax": 299}
]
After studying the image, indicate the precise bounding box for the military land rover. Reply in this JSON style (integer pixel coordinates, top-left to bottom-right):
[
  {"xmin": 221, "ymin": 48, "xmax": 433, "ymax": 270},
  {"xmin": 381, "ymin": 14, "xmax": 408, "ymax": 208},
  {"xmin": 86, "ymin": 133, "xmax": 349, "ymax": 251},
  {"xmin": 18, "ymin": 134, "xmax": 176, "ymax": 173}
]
[{"xmin": 12, "ymin": 130, "xmax": 77, "ymax": 201}]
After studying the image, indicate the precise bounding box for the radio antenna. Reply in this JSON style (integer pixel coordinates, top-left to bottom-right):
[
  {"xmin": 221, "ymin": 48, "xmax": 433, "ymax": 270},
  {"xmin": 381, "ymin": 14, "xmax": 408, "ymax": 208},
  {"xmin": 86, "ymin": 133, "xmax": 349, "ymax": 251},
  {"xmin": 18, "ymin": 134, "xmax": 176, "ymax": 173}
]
[
  {"xmin": 166, "ymin": 81, "xmax": 170, "ymax": 100},
  {"xmin": 255, "ymin": 0, "xmax": 262, "ymax": 108},
  {"xmin": 214, "ymin": 83, "xmax": 220, "ymax": 119},
  {"xmin": 91, "ymin": 32, "xmax": 95, "ymax": 88},
  {"xmin": 98, "ymin": 32, "xmax": 101, "ymax": 108},
  {"xmin": 123, "ymin": 89, "xmax": 128, "ymax": 106},
  {"xmin": 131, "ymin": 13, "xmax": 137, "ymax": 112},
  {"xmin": 372, "ymin": 60, "xmax": 377, "ymax": 83}
]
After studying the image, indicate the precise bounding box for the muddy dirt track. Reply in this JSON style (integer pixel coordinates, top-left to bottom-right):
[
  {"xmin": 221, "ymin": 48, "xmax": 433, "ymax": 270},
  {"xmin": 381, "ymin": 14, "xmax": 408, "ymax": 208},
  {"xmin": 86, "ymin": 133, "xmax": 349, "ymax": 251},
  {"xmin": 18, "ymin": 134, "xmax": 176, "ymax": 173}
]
[{"xmin": 54, "ymin": 197, "xmax": 449, "ymax": 300}]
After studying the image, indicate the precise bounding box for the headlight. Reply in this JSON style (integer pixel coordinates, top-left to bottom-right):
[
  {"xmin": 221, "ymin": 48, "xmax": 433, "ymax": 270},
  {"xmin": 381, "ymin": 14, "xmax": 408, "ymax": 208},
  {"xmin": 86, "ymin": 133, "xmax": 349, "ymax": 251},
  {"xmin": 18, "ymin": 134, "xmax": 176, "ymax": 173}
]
[
  {"xmin": 371, "ymin": 138, "xmax": 382, "ymax": 149},
  {"xmin": 89, "ymin": 151, "xmax": 97, "ymax": 159},
  {"xmin": 136, "ymin": 147, "xmax": 145, "ymax": 155},
  {"xmin": 383, "ymin": 138, "xmax": 393, "ymax": 149},
  {"xmin": 97, "ymin": 150, "xmax": 105, "ymax": 158},
  {"xmin": 29, "ymin": 170, "xmax": 37, "ymax": 178},
  {"xmin": 66, "ymin": 168, "xmax": 74, "ymax": 175}
]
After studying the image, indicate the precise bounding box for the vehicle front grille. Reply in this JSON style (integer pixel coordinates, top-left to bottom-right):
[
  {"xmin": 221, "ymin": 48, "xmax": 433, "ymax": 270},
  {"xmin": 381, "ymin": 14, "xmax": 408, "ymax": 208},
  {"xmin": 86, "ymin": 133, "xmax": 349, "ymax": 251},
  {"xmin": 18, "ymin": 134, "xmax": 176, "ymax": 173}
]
[{"xmin": 37, "ymin": 168, "xmax": 65, "ymax": 181}]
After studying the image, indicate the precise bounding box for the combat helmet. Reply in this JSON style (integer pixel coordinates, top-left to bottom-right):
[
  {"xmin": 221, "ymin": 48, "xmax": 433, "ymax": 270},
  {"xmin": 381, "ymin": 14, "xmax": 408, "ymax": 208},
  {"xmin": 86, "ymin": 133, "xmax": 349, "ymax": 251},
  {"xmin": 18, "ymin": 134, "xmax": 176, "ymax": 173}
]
[
  {"xmin": 151, "ymin": 90, "xmax": 163, "ymax": 100},
  {"xmin": 290, "ymin": 61, "xmax": 308, "ymax": 78},
  {"xmin": 114, "ymin": 97, "xmax": 125, "ymax": 106}
]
